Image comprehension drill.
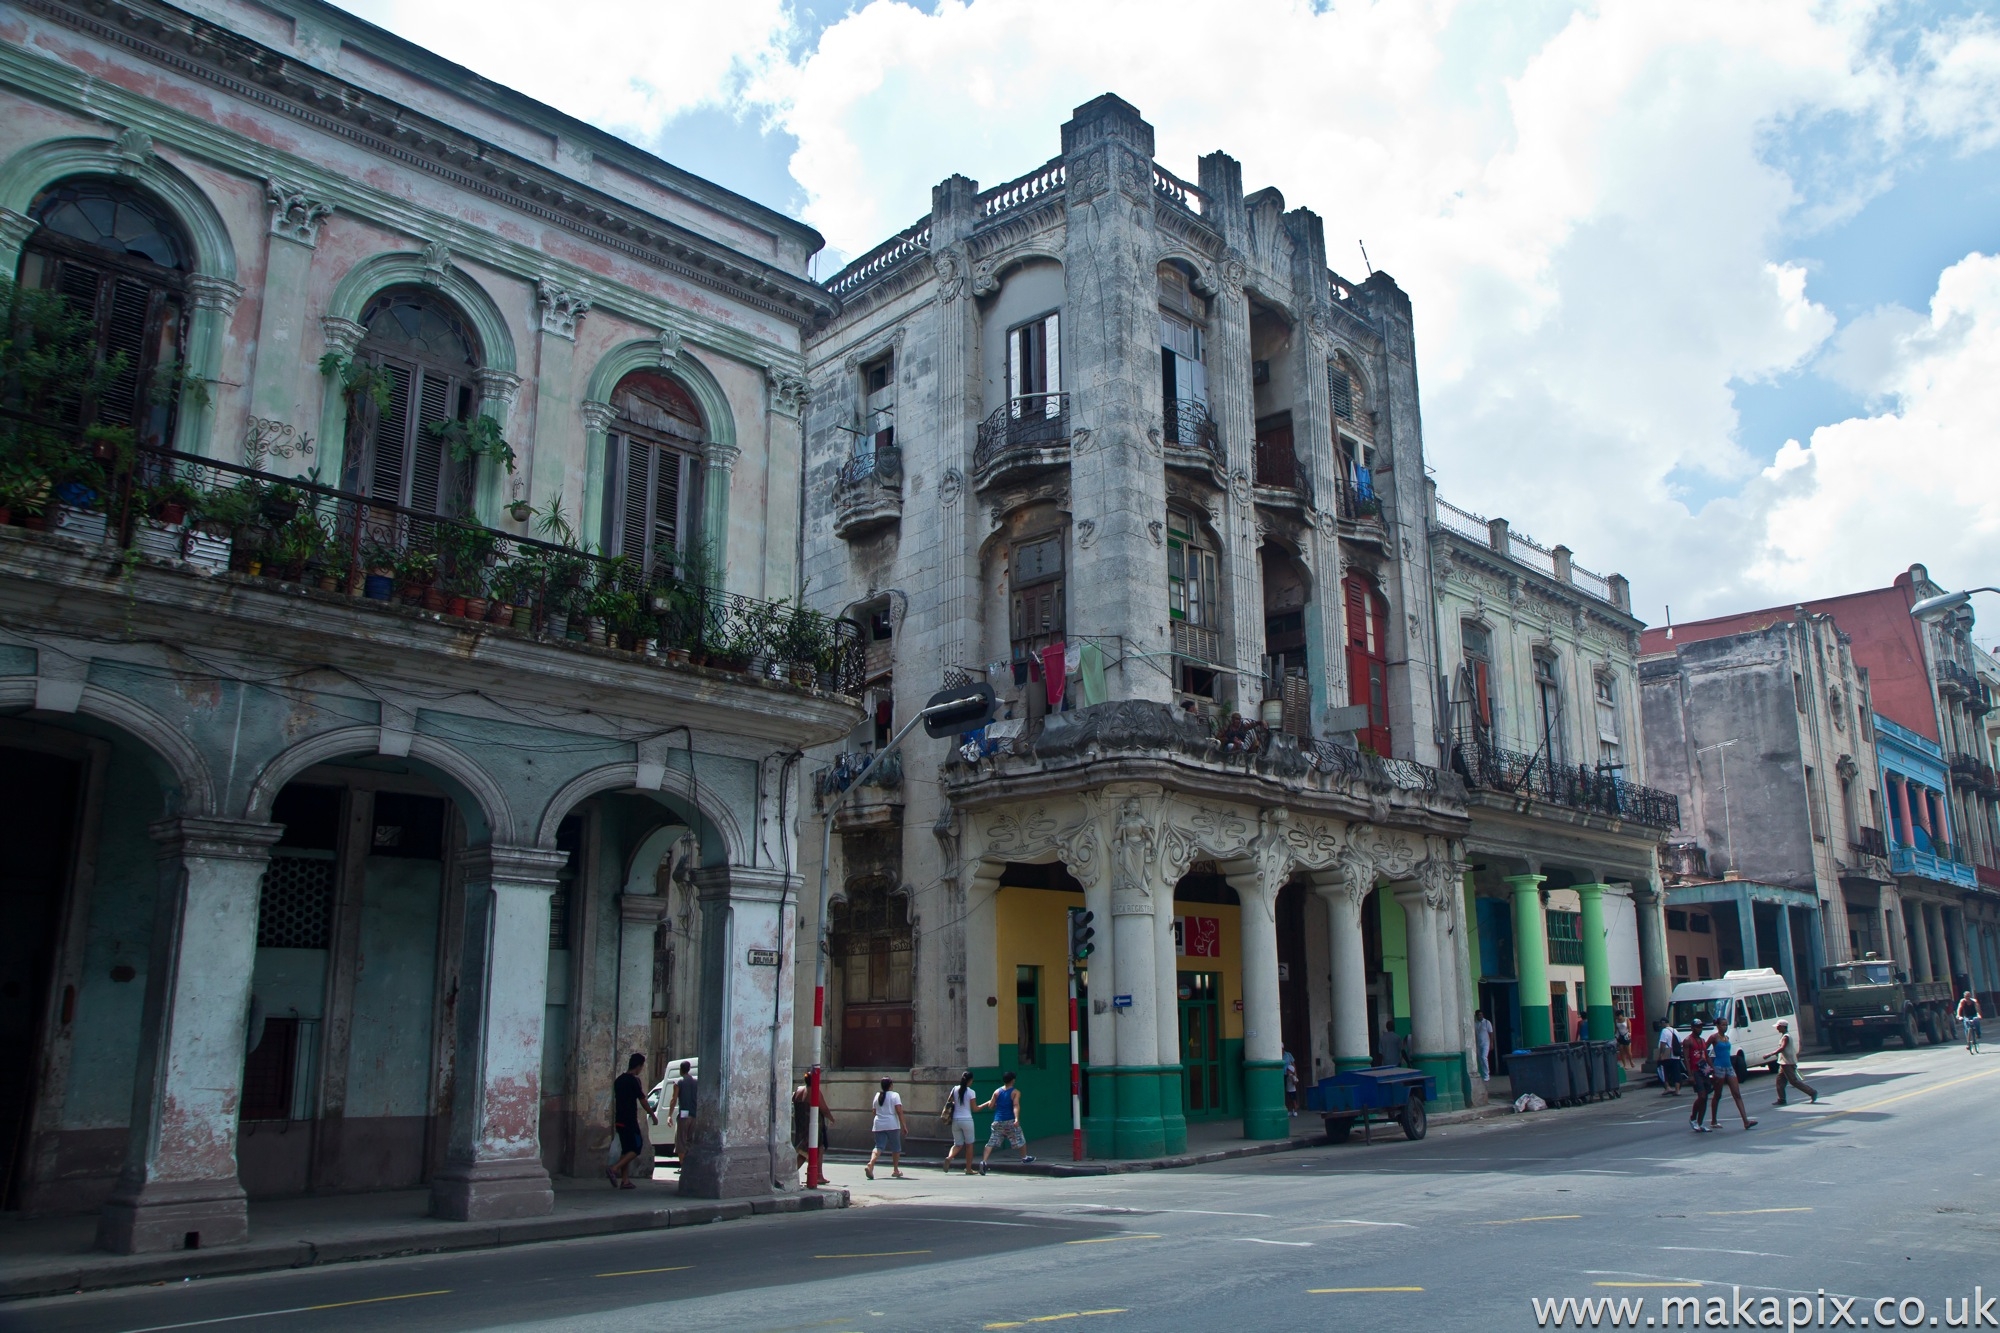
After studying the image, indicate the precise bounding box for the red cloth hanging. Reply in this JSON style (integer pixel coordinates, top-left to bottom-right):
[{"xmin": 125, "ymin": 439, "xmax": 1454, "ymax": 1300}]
[{"xmin": 1041, "ymin": 641, "xmax": 1067, "ymax": 708}]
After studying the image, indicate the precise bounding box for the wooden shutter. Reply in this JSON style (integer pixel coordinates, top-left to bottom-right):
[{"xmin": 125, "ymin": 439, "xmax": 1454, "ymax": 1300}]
[
  {"xmin": 50, "ymin": 261, "xmax": 102, "ymax": 426},
  {"xmin": 97, "ymin": 277, "xmax": 154, "ymax": 425},
  {"xmin": 619, "ymin": 434, "xmax": 650, "ymax": 565},
  {"xmin": 653, "ymin": 446, "xmax": 682, "ymax": 564},
  {"xmin": 1472, "ymin": 659, "xmax": 1492, "ymax": 728},
  {"xmin": 408, "ymin": 372, "xmax": 452, "ymax": 515},
  {"xmin": 370, "ymin": 362, "xmax": 413, "ymax": 504}
]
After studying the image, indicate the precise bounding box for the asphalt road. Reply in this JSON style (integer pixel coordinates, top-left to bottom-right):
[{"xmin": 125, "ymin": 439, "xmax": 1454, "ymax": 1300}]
[{"xmin": 5, "ymin": 1042, "xmax": 1996, "ymax": 1333}]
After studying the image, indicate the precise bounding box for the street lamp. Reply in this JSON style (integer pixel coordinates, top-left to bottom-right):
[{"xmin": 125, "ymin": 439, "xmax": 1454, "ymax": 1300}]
[
  {"xmin": 1910, "ymin": 588, "xmax": 2000, "ymax": 619},
  {"xmin": 803, "ymin": 681, "xmax": 995, "ymax": 1189}
]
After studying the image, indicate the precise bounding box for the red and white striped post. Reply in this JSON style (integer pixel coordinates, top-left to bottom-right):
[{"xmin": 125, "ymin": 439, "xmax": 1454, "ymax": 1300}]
[{"xmin": 1068, "ymin": 955, "xmax": 1083, "ymax": 1161}]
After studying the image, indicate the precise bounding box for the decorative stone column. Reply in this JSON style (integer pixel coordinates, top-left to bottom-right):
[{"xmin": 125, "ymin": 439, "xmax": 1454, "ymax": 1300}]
[
  {"xmin": 1508, "ymin": 873, "xmax": 1553, "ymax": 1048},
  {"xmin": 1220, "ymin": 842, "xmax": 1288, "ymax": 1140},
  {"xmin": 1312, "ymin": 866, "xmax": 1373, "ymax": 1071},
  {"xmin": 182, "ymin": 275, "xmax": 242, "ymax": 459},
  {"xmin": 679, "ymin": 863, "xmax": 796, "ymax": 1199},
  {"xmin": 99, "ymin": 818, "xmax": 283, "ymax": 1254},
  {"xmin": 472, "ymin": 368, "xmax": 524, "ymax": 526},
  {"xmin": 1909, "ymin": 900, "xmax": 1935, "ymax": 983},
  {"xmin": 1893, "ymin": 776, "xmax": 1915, "ymax": 847},
  {"xmin": 250, "ymin": 181, "xmax": 334, "ymax": 457},
  {"xmin": 700, "ymin": 441, "xmax": 741, "ymax": 584},
  {"xmin": 1633, "ymin": 878, "xmax": 1673, "ymax": 1043},
  {"xmin": 431, "ymin": 845, "xmax": 568, "ymax": 1222},
  {"xmin": 1880, "ymin": 892, "xmax": 1904, "ymax": 970},
  {"xmin": 1107, "ymin": 797, "xmax": 1164, "ymax": 1158},
  {"xmin": 1574, "ymin": 882, "xmax": 1616, "ymax": 1042},
  {"xmin": 316, "ymin": 316, "xmax": 368, "ymax": 487},
  {"xmin": 1150, "ymin": 875, "xmax": 1188, "ymax": 1155},
  {"xmin": 1395, "ymin": 868, "xmax": 1465, "ymax": 1110}
]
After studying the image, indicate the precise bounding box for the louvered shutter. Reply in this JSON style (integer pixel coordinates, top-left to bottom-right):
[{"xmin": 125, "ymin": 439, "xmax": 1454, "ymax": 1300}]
[
  {"xmin": 97, "ymin": 278, "xmax": 153, "ymax": 425},
  {"xmin": 409, "ymin": 372, "xmax": 451, "ymax": 515},
  {"xmin": 652, "ymin": 447, "xmax": 681, "ymax": 566},
  {"xmin": 618, "ymin": 434, "xmax": 650, "ymax": 566},
  {"xmin": 370, "ymin": 362, "xmax": 413, "ymax": 504},
  {"xmin": 1329, "ymin": 363, "xmax": 1354, "ymax": 421},
  {"xmin": 50, "ymin": 261, "xmax": 102, "ymax": 426}
]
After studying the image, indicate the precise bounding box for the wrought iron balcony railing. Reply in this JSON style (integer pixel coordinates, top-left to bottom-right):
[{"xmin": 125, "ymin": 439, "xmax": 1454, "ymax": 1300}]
[
  {"xmin": 815, "ymin": 749, "xmax": 904, "ymax": 803},
  {"xmin": 974, "ymin": 393, "xmax": 1069, "ymax": 476},
  {"xmin": 25, "ymin": 442, "xmax": 864, "ymax": 692},
  {"xmin": 1452, "ymin": 736, "xmax": 1680, "ymax": 829},
  {"xmin": 1334, "ymin": 471, "xmax": 1384, "ymax": 524},
  {"xmin": 1852, "ymin": 825, "xmax": 1888, "ymax": 858},
  {"xmin": 1164, "ymin": 397, "xmax": 1219, "ymax": 456}
]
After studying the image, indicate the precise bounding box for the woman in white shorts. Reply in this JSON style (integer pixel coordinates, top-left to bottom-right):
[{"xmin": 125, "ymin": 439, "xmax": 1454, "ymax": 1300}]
[
  {"xmin": 865, "ymin": 1076, "xmax": 908, "ymax": 1180},
  {"xmin": 939, "ymin": 1070, "xmax": 979, "ymax": 1175}
]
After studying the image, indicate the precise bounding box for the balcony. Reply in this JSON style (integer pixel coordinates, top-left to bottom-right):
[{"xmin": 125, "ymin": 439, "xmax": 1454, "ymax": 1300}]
[
  {"xmin": 973, "ymin": 393, "xmax": 1069, "ymax": 490},
  {"xmin": 817, "ymin": 749, "xmax": 904, "ymax": 829},
  {"xmin": 1171, "ymin": 620, "xmax": 1221, "ymax": 663},
  {"xmin": 1163, "ymin": 398, "xmax": 1221, "ymax": 471},
  {"xmin": 1950, "ymin": 752, "xmax": 1982, "ymax": 790},
  {"xmin": 1852, "ymin": 825, "xmax": 1889, "ymax": 858},
  {"xmin": 1334, "ymin": 470, "xmax": 1385, "ymax": 528},
  {"xmin": 1251, "ymin": 433, "xmax": 1311, "ymax": 510},
  {"xmin": 19, "ymin": 443, "xmax": 863, "ymax": 691},
  {"xmin": 832, "ymin": 447, "xmax": 903, "ymax": 540},
  {"xmin": 1452, "ymin": 736, "xmax": 1681, "ymax": 829},
  {"xmin": 1888, "ymin": 842, "xmax": 1980, "ymax": 889}
]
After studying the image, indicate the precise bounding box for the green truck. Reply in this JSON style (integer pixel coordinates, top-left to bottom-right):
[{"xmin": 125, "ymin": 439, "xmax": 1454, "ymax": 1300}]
[{"xmin": 1817, "ymin": 956, "xmax": 1956, "ymax": 1050}]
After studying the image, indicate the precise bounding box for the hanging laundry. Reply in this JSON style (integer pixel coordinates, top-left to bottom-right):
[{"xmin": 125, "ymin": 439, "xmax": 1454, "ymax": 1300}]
[
  {"xmin": 1041, "ymin": 641, "xmax": 1067, "ymax": 708},
  {"xmin": 1079, "ymin": 641, "xmax": 1109, "ymax": 707}
]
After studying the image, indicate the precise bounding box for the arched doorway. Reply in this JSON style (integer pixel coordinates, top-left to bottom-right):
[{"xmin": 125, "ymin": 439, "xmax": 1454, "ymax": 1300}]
[
  {"xmin": 18, "ymin": 176, "xmax": 191, "ymax": 448},
  {"xmin": 603, "ymin": 370, "xmax": 705, "ymax": 581},
  {"xmin": 830, "ymin": 874, "xmax": 914, "ymax": 1069},
  {"xmin": 345, "ymin": 287, "xmax": 480, "ymax": 514}
]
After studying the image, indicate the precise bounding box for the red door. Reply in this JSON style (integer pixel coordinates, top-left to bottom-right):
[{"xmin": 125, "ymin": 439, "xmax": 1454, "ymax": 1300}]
[{"xmin": 1344, "ymin": 575, "xmax": 1392, "ymax": 755}]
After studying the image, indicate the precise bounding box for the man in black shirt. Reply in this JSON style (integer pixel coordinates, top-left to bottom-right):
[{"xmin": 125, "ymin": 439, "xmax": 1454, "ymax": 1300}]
[{"xmin": 608, "ymin": 1052, "xmax": 655, "ymax": 1189}]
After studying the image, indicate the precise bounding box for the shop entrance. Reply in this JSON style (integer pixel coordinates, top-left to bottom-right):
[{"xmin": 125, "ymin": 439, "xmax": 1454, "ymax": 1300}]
[
  {"xmin": 1178, "ymin": 972, "xmax": 1224, "ymax": 1117},
  {"xmin": 0, "ymin": 748, "xmax": 81, "ymax": 1210}
]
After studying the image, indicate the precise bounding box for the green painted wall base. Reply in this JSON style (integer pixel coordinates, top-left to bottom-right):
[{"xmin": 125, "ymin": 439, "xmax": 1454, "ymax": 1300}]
[
  {"xmin": 1111, "ymin": 1065, "xmax": 1169, "ymax": 1157},
  {"xmin": 1519, "ymin": 1003, "xmax": 1553, "ymax": 1050},
  {"xmin": 1084, "ymin": 1069, "xmax": 1117, "ymax": 1158},
  {"xmin": 1241, "ymin": 1058, "xmax": 1288, "ymax": 1139},
  {"xmin": 1413, "ymin": 1052, "xmax": 1467, "ymax": 1112},
  {"xmin": 1158, "ymin": 1071, "xmax": 1188, "ymax": 1155},
  {"xmin": 1334, "ymin": 1055, "xmax": 1373, "ymax": 1073}
]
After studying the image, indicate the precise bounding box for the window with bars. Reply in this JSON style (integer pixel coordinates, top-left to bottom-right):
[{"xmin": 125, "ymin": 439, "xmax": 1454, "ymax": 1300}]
[
  {"xmin": 605, "ymin": 371, "xmax": 703, "ymax": 580},
  {"xmin": 257, "ymin": 855, "xmax": 336, "ymax": 949},
  {"xmin": 1546, "ymin": 909, "xmax": 1584, "ymax": 966},
  {"xmin": 22, "ymin": 176, "xmax": 191, "ymax": 449}
]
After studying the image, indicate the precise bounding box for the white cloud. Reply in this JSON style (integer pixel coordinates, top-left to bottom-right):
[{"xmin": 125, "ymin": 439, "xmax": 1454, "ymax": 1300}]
[
  {"xmin": 1747, "ymin": 251, "xmax": 2000, "ymax": 598},
  {"xmin": 330, "ymin": 0, "xmax": 793, "ymax": 140}
]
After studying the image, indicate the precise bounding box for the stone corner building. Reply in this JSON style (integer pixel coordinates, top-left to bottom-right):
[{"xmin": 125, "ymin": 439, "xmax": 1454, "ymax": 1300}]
[
  {"xmin": 798, "ymin": 93, "xmax": 1549, "ymax": 1157},
  {"xmin": 0, "ymin": 0, "xmax": 857, "ymax": 1250}
]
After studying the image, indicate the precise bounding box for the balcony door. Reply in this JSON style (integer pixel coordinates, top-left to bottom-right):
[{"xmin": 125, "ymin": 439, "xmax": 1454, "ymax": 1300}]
[
  {"xmin": 1007, "ymin": 312, "xmax": 1061, "ymax": 416},
  {"xmin": 604, "ymin": 370, "xmax": 703, "ymax": 581},
  {"xmin": 20, "ymin": 176, "xmax": 192, "ymax": 450},
  {"xmin": 351, "ymin": 288, "xmax": 478, "ymax": 515},
  {"xmin": 1344, "ymin": 574, "xmax": 1392, "ymax": 755}
]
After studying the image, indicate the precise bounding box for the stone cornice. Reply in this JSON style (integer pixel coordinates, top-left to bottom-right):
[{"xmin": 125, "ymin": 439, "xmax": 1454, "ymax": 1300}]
[
  {"xmin": 9, "ymin": 0, "xmax": 834, "ymax": 331},
  {"xmin": 1433, "ymin": 526, "xmax": 1640, "ymax": 635}
]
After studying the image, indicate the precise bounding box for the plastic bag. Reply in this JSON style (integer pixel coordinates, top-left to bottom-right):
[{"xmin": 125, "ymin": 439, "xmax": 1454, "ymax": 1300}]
[{"xmin": 1512, "ymin": 1093, "xmax": 1547, "ymax": 1113}]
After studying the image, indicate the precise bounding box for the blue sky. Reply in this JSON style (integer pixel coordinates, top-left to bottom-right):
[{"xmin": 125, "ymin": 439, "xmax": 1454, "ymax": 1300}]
[{"xmin": 339, "ymin": 0, "xmax": 2000, "ymax": 627}]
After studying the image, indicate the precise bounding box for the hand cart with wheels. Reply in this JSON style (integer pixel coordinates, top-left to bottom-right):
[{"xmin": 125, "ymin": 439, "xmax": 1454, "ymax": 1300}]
[{"xmin": 1303, "ymin": 1067, "xmax": 1438, "ymax": 1144}]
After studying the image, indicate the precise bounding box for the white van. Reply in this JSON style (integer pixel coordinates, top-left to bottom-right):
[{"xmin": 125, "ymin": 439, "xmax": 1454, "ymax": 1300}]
[{"xmin": 1667, "ymin": 968, "xmax": 1796, "ymax": 1078}]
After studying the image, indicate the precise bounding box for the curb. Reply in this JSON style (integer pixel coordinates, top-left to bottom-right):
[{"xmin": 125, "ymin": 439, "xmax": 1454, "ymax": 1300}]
[
  {"xmin": 0, "ymin": 1189, "xmax": 849, "ymax": 1302},
  {"xmin": 833, "ymin": 1101, "xmax": 1518, "ymax": 1177}
]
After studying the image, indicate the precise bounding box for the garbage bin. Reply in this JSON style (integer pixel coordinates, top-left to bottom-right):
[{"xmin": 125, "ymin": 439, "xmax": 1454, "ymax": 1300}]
[
  {"xmin": 1593, "ymin": 1041, "xmax": 1622, "ymax": 1098},
  {"xmin": 1508, "ymin": 1046, "xmax": 1570, "ymax": 1108},
  {"xmin": 1563, "ymin": 1043, "xmax": 1594, "ymax": 1104}
]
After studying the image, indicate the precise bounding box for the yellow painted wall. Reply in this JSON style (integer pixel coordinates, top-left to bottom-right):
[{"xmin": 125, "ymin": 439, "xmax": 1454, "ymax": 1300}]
[{"xmin": 992, "ymin": 888, "xmax": 1245, "ymax": 1046}]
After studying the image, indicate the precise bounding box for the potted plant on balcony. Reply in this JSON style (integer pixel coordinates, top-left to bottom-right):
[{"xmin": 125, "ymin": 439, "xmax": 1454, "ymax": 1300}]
[
  {"xmin": 439, "ymin": 522, "xmax": 498, "ymax": 620},
  {"xmin": 488, "ymin": 555, "xmax": 532, "ymax": 630},
  {"xmin": 271, "ymin": 512, "xmax": 327, "ymax": 583},
  {"xmin": 0, "ymin": 461, "xmax": 52, "ymax": 529},
  {"xmin": 361, "ymin": 541, "xmax": 398, "ymax": 601},
  {"xmin": 395, "ymin": 548, "xmax": 441, "ymax": 608},
  {"xmin": 778, "ymin": 603, "xmax": 834, "ymax": 688}
]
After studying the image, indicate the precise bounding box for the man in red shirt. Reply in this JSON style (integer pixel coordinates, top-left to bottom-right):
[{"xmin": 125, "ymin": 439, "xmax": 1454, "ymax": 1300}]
[{"xmin": 1682, "ymin": 1020, "xmax": 1713, "ymax": 1134}]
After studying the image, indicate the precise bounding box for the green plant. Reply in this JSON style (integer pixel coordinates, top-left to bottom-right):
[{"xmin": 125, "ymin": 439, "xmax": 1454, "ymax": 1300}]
[
  {"xmin": 140, "ymin": 473, "xmax": 202, "ymax": 518},
  {"xmin": 395, "ymin": 548, "xmax": 439, "ymax": 587},
  {"xmin": 533, "ymin": 492, "xmax": 580, "ymax": 548},
  {"xmin": 426, "ymin": 415, "xmax": 516, "ymax": 475},
  {"xmin": 489, "ymin": 554, "xmax": 538, "ymax": 607},
  {"xmin": 195, "ymin": 477, "xmax": 262, "ymax": 535},
  {"xmin": 0, "ymin": 459, "xmax": 52, "ymax": 516},
  {"xmin": 361, "ymin": 540, "xmax": 399, "ymax": 577},
  {"xmin": 319, "ymin": 353, "xmax": 395, "ymax": 414},
  {"xmin": 588, "ymin": 585, "xmax": 645, "ymax": 634},
  {"xmin": 273, "ymin": 513, "xmax": 329, "ymax": 574}
]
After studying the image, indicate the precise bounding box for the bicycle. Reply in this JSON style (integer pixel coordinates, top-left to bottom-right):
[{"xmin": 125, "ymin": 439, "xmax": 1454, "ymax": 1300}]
[{"xmin": 1964, "ymin": 1014, "xmax": 1982, "ymax": 1055}]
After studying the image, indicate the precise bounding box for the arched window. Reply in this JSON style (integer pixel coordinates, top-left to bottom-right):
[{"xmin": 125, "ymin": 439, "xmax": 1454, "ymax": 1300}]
[
  {"xmin": 351, "ymin": 287, "xmax": 479, "ymax": 514},
  {"xmin": 1343, "ymin": 574, "xmax": 1392, "ymax": 754},
  {"xmin": 604, "ymin": 370, "xmax": 704, "ymax": 579},
  {"xmin": 19, "ymin": 176, "xmax": 191, "ymax": 447}
]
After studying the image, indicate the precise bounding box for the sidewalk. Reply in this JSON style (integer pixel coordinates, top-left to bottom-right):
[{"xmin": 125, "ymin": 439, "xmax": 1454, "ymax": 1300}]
[
  {"xmin": 0, "ymin": 1173, "xmax": 849, "ymax": 1301},
  {"xmin": 830, "ymin": 1098, "xmax": 1519, "ymax": 1177}
]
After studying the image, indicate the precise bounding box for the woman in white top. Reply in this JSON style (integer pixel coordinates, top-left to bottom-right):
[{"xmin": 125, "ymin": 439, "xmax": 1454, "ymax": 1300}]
[
  {"xmin": 865, "ymin": 1076, "xmax": 909, "ymax": 1180},
  {"xmin": 939, "ymin": 1071, "xmax": 979, "ymax": 1175}
]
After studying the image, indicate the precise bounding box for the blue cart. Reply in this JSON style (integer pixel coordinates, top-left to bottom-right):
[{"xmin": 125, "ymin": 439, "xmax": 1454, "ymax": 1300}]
[{"xmin": 1303, "ymin": 1067, "xmax": 1438, "ymax": 1143}]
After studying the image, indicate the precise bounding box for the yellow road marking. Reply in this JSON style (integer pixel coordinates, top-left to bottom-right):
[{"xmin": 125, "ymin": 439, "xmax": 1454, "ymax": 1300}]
[
  {"xmin": 1309, "ymin": 1286, "xmax": 1425, "ymax": 1293},
  {"xmin": 597, "ymin": 1264, "xmax": 694, "ymax": 1277},
  {"xmin": 1706, "ymin": 1207, "xmax": 1810, "ymax": 1216},
  {"xmin": 1483, "ymin": 1214, "xmax": 1582, "ymax": 1225},
  {"xmin": 984, "ymin": 1311, "xmax": 1129, "ymax": 1328},
  {"xmin": 813, "ymin": 1249, "xmax": 931, "ymax": 1259},
  {"xmin": 1064, "ymin": 1233, "xmax": 1162, "ymax": 1244},
  {"xmin": 1597, "ymin": 1282, "xmax": 1703, "ymax": 1288}
]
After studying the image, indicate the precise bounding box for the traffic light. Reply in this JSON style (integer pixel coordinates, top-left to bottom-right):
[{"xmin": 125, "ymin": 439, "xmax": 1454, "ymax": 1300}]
[{"xmin": 1069, "ymin": 908, "xmax": 1095, "ymax": 962}]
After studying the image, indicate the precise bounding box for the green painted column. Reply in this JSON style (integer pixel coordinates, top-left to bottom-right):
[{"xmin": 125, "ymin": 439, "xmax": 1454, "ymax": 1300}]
[
  {"xmin": 1157, "ymin": 1070, "xmax": 1187, "ymax": 1155},
  {"xmin": 1111, "ymin": 1065, "xmax": 1166, "ymax": 1157},
  {"xmin": 1576, "ymin": 883, "xmax": 1616, "ymax": 1042},
  {"xmin": 1083, "ymin": 1066, "xmax": 1118, "ymax": 1158},
  {"xmin": 1508, "ymin": 874, "xmax": 1552, "ymax": 1048}
]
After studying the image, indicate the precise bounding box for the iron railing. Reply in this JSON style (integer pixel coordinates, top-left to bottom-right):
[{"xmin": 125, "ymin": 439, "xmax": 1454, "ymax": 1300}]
[
  {"xmin": 1164, "ymin": 397, "xmax": 1218, "ymax": 455},
  {"xmin": 43, "ymin": 443, "xmax": 863, "ymax": 692},
  {"xmin": 1453, "ymin": 735, "xmax": 1680, "ymax": 828},
  {"xmin": 974, "ymin": 393, "xmax": 1069, "ymax": 475},
  {"xmin": 1852, "ymin": 826, "xmax": 1889, "ymax": 858},
  {"xmin": 1252, "ymin": 431, "xmax": 1303, "ymax": 493},
  {"xmin": 815, "ymin": 749, "xmax": 904, "ymax": 803},
  {"xmin": 1334, "ymin": 471, "xmax": 1383, "ymax": 523}
]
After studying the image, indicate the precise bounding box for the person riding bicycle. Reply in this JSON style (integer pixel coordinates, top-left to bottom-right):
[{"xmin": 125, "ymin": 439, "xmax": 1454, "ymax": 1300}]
[{"xmin": 1959, "ymin": 991, "xmax": 1983, "ymax": 1052}]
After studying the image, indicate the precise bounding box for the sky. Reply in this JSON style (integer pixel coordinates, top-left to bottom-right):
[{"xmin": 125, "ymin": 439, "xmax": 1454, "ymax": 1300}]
[{"xmin": 334, "ymin": 0, "xmax": 2000, "ymax": 634}]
